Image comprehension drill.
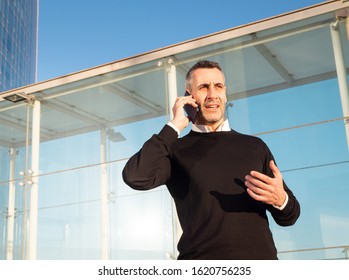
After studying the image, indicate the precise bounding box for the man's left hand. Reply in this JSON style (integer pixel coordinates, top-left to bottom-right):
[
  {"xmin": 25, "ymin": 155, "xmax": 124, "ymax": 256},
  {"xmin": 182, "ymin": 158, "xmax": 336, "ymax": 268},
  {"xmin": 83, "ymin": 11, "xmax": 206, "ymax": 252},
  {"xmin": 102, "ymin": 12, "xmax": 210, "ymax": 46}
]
[{"xmin": 244, "ymin": 160, "xmax": 286, "ymax": 207}]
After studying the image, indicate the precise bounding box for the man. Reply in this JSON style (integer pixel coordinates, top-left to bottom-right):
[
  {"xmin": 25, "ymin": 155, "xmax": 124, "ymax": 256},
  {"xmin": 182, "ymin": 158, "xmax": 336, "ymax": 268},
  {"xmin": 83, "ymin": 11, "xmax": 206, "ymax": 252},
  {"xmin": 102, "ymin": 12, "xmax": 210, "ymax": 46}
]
[{"xmin": 122, "ymin": 60, "xmax": 300, "ymax": 260}]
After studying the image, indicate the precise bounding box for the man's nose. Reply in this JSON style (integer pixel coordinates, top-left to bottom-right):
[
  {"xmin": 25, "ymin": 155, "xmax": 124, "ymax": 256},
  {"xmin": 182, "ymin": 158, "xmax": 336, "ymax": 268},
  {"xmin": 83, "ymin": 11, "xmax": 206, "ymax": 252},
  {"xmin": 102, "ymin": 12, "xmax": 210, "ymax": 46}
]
[{"xmin": 207, "ymin": 84, "xmax": 218, "ymax": 98}]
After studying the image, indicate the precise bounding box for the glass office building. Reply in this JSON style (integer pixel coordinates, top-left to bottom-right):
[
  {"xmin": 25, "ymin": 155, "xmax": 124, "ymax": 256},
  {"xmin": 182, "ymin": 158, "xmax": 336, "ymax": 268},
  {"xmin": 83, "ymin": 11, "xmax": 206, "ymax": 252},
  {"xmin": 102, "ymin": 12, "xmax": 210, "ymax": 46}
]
[
  {"xmin": 0, "ymin": 0, "xmax": 38, "ymax": 92},
  {"xmin": 0, "ymin": 1, "xmax": 348, "ymax": 260}
]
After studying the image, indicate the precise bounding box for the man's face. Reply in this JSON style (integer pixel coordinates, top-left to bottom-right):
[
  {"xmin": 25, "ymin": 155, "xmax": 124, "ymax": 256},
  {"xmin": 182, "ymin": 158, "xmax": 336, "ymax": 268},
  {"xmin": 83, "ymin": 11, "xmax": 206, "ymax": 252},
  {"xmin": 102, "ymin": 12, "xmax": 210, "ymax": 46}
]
[{"xmin": 188, "ymin": 68, "xmax": 227, "ymax": 129}]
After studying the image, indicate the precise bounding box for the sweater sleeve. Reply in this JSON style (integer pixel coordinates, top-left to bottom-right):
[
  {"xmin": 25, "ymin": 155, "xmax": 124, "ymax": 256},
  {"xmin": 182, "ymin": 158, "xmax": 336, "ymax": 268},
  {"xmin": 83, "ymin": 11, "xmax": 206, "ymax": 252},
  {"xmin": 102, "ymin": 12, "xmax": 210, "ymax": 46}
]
[
  {"xmin": 268, "ymin": 182, "xmax": 301, "ymax": 226},
  {"xmin": 122, "ymin": 125, "xmax": 178, "ymax": 190}
]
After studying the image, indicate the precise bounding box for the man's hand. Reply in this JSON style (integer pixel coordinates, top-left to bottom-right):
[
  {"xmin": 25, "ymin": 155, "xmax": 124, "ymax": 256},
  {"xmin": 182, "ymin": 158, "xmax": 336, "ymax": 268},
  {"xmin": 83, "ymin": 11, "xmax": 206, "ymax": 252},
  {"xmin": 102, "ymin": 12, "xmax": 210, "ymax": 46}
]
[
  {"xmin": 171, "ymin": 95, "xmax": 198, "ymax": 132},
  {"xmin": 244, "ymin": 160, "xmax": 286, "ymax": 207}
]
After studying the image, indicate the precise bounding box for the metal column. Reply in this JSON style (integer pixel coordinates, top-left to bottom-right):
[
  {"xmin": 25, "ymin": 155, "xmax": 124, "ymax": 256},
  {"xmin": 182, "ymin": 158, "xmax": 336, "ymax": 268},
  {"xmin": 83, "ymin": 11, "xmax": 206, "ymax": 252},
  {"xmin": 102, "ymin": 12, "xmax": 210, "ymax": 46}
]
[
  {"xmin": 330, "ymin": 18, "xmax": 349, "ymax": 149},
  {"xmin": 165, "ymin": 58, "xmax": 182, "ymax": 259},
  {"xmin": 27, "ymin": 99, "xmax": 41, "ymax": 259},
  {"xmin": 100, "ymin": 128, "xmax": 110, "ymax": 260},
  {"xmin": 6, "ymin": 148, "xmax": 17, "ymax": 259},
  {"xmin": 166, "ymin": 58, "xmax": 178, "ymax": 120}
]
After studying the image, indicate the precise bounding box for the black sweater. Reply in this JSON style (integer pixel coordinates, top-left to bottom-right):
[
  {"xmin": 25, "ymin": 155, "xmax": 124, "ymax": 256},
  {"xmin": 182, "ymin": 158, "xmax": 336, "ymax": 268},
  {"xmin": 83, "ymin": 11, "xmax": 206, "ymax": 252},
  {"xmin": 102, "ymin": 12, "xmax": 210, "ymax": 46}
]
[{"xmin": 122, "ymin": 125, "xmax": 300, "ymax": 260}]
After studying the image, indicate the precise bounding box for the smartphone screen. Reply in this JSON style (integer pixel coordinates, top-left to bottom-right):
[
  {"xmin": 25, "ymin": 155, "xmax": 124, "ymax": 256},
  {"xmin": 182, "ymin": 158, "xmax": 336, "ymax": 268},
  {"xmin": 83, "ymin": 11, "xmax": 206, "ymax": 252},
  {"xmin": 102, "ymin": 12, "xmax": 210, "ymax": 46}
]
[{"xmin": 184, "ymin": 91, "xmax": 198, "ymax": 123}]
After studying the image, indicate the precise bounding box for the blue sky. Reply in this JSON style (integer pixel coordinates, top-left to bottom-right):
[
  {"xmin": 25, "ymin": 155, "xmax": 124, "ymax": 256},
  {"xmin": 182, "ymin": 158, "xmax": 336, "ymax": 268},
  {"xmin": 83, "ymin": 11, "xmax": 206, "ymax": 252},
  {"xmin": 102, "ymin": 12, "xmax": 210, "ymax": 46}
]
[{"xmin": 37, "ymin": 0, "xmax": 325, "ymax": 82}]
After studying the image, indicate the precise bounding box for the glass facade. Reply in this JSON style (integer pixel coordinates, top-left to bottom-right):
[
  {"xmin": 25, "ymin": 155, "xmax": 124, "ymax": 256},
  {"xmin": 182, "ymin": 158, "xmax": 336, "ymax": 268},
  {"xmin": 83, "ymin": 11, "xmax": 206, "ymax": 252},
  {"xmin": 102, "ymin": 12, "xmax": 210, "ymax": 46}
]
[
  {"xmin": 0, "ymin": 0, "xmax": 38, "ymax": 92},
  {"xmin": 0, "ymin": 1, "xmax": 348, "ymax": 260}
]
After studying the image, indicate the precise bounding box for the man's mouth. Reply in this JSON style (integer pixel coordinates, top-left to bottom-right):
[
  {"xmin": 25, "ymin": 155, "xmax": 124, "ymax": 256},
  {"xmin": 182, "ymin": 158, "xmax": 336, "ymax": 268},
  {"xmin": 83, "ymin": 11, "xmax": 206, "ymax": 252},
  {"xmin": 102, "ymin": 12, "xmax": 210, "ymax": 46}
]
[{"xmin": 205, "ymin": 103, "xmax": 220, "ymax": 109}]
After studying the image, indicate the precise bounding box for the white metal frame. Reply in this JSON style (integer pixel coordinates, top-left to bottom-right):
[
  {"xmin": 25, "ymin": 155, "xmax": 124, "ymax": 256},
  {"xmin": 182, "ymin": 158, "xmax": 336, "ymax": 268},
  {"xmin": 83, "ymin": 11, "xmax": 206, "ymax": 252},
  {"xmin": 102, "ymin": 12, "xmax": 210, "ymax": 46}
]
[
  {"xmin": 27, "ymin": 99, "xmax": 41, "ymax": 259},
  {"xmin": 100, "ymin": 128, "xmax": 110, "ymax": 259},
  {"xmin": 6, "ymin": 148, "xmax": 16, "ymax": 259},
  {"xmin": 330, "ymin": 17, "xmax": 349, "ymax": 149}
]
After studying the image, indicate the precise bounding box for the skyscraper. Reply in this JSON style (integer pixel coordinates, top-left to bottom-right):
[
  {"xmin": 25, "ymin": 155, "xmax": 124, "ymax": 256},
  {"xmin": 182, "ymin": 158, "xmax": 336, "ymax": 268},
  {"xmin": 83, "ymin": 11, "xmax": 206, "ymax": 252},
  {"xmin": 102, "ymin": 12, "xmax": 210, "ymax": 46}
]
[{"xmin": 0, "ymin": 0, "xmax": 38, "ymax": 92}]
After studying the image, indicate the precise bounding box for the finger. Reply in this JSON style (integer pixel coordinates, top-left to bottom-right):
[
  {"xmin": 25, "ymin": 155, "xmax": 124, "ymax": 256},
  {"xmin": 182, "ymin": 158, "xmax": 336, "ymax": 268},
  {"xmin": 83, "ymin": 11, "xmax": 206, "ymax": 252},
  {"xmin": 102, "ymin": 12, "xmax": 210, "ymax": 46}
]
[
  {"xmin": 244, "ymin": 177, "xmax": 271, "ymax": 196},
  {"xmin": 246, "ymin": 187, "xmax": 268, "ymax": 203},
  {"xmin": 246, "ymin": 188, "xmax": 259, "ymax": 199},
  {"xmin": 245, "ymin": 175, "xmax": 263, "ymax": 188},
  {"xmin": 184, "ymin": 97, "xmax": 198, "ymax": 107},
  {"xmin": 247, "ymin": 171, "xmax": 273, "ymax": 185},
  {"xmin": 245, "ymin": 183, "xmax": 265, "ymax": 196},
  {"xmin": 269, "ymin": 160, "xmax": 281, "ymax": 178},
  {"xmin": 176, "ymin": 96, "xmax": 197, "ymax": 108}
]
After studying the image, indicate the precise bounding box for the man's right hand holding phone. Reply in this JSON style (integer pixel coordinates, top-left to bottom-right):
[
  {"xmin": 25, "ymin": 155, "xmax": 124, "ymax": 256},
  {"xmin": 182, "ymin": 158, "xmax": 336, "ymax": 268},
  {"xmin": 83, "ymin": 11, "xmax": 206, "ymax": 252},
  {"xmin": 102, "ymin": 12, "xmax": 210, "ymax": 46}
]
[{"xmin": 171, "ymin": 93, "xmax": 198, "ymax": 132}]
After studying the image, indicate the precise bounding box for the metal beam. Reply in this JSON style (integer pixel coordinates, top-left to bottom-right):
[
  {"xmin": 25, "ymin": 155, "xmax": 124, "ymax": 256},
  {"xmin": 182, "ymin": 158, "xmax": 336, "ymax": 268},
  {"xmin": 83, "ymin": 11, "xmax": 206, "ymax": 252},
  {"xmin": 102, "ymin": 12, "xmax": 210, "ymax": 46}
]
[
  {"xmin": 102, "ymin": 83, "xmax": 164, "ymax": 114},
  {"xmin": 330, "ymin": 18, "xmax": 349, "ymax": 150},
  {"xmin": 252, "ymin": 34, "xmax": 294, "ymax": 85},
  {"xmin": 41, "ymin": 99, "xmax": 105, "ymax": 126}
]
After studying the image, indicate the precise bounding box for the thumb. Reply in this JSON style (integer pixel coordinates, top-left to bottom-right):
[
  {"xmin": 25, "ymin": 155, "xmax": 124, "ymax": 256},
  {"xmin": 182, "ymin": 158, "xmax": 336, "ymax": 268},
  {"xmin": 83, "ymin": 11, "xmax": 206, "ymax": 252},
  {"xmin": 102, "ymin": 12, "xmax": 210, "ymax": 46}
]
[{"xmin": 270, "ymin": 160, "xmax": 281, "ymax": 178}]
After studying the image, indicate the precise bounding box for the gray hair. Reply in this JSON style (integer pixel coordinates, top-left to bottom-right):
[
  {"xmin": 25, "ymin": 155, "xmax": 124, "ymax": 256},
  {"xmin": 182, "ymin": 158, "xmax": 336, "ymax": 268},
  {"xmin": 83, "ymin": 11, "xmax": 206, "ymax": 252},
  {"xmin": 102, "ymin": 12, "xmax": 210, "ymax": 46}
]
[{"xmin": 185, "ymin": 60, "xmax": 225, "ymax": 90}]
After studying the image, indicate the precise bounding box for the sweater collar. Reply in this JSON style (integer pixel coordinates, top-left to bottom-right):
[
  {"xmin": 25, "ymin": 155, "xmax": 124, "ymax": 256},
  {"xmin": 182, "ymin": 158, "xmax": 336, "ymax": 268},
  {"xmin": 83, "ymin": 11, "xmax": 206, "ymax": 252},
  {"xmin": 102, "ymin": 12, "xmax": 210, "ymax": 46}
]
[{"xmin": 192, "ymin": 119, "xmax": 231, "ymax": 133}]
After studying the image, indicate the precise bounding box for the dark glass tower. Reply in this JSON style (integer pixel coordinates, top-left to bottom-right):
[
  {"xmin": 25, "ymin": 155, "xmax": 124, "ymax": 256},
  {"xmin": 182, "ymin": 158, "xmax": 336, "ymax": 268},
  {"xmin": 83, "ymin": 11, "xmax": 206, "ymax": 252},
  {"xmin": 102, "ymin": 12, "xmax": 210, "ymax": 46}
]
[{"xmin": 0, "ymin": 0, "xmax": 38, "ymax": 92}]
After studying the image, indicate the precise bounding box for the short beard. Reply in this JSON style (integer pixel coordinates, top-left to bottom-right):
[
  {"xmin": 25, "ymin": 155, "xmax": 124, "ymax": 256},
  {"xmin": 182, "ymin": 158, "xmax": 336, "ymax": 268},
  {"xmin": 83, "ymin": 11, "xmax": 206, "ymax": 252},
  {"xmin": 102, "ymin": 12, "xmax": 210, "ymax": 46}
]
[{"xmin": 196, "ymin": 105, "xmax": 225, "ymax": 125}]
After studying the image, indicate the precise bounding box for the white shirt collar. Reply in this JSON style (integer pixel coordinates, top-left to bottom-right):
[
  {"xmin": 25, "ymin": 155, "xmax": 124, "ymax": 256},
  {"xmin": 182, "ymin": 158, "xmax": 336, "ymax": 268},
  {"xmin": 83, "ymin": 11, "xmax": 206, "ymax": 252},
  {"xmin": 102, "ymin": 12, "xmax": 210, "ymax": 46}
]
[{"xmin": 192, "ymin": 119, "xmax": 231, "ymax": 133}]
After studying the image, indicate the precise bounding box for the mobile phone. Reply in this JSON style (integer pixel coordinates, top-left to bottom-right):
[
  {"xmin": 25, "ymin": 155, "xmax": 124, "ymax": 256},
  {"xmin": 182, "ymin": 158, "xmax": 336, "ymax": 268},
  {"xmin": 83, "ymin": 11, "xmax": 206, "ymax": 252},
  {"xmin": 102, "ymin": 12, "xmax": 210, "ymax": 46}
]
[{"xmin": 184, "ymin": 91, "xmax": 198, "ymax": 123}]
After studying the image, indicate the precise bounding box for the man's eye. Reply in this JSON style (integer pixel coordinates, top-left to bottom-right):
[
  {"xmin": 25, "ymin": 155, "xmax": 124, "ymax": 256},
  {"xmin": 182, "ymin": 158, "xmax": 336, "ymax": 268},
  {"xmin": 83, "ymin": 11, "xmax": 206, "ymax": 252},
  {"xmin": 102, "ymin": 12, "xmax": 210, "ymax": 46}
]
[{"xmin": 198, "ymin": 85, "xmax": 209, "ymax": 91}]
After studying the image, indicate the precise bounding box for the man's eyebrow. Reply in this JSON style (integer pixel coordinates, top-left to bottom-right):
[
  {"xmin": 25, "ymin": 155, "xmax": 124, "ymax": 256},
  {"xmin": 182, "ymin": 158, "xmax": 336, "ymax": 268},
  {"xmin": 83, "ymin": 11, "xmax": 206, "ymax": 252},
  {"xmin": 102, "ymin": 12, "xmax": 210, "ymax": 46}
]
[
  {"xmin": 197, "ymin": 82, "xmax": 224, "ymax": 87},
  {"xmin": 197, "ymin": 82, "xmax": 210, "ymax": 87}
]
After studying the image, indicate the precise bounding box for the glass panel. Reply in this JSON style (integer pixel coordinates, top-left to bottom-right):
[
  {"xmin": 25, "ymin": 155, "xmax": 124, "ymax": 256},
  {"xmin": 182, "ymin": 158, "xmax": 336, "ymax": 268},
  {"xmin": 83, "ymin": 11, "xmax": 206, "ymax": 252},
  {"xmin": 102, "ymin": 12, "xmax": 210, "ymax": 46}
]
[
  {"xmin": 0, "ymin": 103, "xmax": 32, "ymax": 260},
  {"xmin": 110, "ymin": 160, "xmax": 174, "ymax": 259},
  {"xmin": 32, "ymin": 62, "xmax": 171, "ymax": 259},
  {"xmin": 31, "ymin": 119, "xmax": 175, "ymax": 259},
  {"xmin": 34, "ymin": 165, "xmax": 100, "ymax": 259},
  {"xmin": 276, "ymin": 160, "xmax": 349, "ymax": 260}
]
